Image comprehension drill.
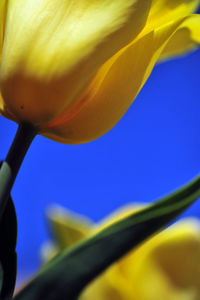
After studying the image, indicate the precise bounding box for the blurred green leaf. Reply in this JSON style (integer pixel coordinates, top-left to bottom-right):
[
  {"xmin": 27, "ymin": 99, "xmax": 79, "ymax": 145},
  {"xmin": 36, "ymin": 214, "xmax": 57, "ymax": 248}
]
[
  {"xmin": 0, "ymin": 162, "xmax": 17, "ymax": 300},
  {"xmin": 15, "ymin": 175, "xmax": 200, "ymax": 300}
]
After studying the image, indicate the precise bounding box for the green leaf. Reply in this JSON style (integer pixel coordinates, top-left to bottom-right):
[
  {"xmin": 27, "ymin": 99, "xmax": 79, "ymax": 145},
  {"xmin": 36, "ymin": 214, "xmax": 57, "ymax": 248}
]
[
  {"xmin": 15, "ymin": 175, "xmax": 200, "ymax": 300},
  {"xmin": 0, "ymin": 162, "xmax": 17, "ymax": 300}
]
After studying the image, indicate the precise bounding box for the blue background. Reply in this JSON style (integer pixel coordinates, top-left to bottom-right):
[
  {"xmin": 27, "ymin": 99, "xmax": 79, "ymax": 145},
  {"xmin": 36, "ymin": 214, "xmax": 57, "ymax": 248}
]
[{"xmin": 0, "ymin": 49, "xmax": 200, "ymax": 285}]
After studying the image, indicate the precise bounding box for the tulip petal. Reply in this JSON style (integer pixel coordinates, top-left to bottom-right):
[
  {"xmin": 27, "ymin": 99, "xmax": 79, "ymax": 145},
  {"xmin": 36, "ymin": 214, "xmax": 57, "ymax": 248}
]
[
  {"xmin": 0, "ymin": 0, "xmax": 151, "ymax": 125},
  {"xmin": 112, "ymin": 220, "xmax": 200, "ymax": 300},
  {"xmin": 0, "ymin": 94, "xmax": 3, "ymax": 111},
  {"xmin": 145, "ymin": 0, "xmax": 200, "ymax": 60},
  {"xmin": 0, "ymin": 0, "xmax": 7, "ymax": 62},
  {"xmin": 0, "ymin": 0, "xmax": 7, "ymax": 113},
  {"xmin": 43, "ymin": 15, "xmax": 200, "ymax": 144},
  {"xmin": 146, "ymin": 0, "xmax": 199, "ymax": 31},
  {"xmin": 46, "ymin": 205, "xmax": 93, "ymax": 249},
  {"xmin": 160, "ymin": 16, "xmax": 200, "ymax": 60},
  {"xmin": 81, "ymin": 277, "xmax": 123, "ymax": 300},
  {"xmin": 151, "ymin": 221, "xmax": 200, "ymax": 290}
]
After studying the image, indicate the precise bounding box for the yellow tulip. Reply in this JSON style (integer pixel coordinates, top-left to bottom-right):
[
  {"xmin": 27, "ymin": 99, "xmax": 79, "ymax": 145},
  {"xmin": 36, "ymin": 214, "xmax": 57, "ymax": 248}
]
[
  {"xmin": 42, "ymin": 205, "xmax": 200, "ymax": 300},
  {"xmin": 0, "ymin": 0, "xmax": 200, "ymax": 144}
]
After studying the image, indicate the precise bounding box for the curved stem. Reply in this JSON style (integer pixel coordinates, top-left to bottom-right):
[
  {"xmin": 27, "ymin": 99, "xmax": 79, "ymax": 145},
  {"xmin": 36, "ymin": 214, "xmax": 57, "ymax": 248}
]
[{"xmin": 0, "ymin": 122, "xmax": 38, "ymax": 220}]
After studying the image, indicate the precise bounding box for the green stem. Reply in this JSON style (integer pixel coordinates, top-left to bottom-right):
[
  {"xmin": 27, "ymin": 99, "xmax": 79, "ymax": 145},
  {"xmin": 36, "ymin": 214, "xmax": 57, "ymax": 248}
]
[{"xmin": 0, "ymin": 122, "xmax": 38, "ymax": 220}]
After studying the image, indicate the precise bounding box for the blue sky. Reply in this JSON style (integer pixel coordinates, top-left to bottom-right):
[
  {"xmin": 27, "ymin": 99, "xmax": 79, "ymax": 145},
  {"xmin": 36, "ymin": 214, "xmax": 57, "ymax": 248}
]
[{"xmin": 0, "ymin": 47, "xmax": 200, "ymax": 283}]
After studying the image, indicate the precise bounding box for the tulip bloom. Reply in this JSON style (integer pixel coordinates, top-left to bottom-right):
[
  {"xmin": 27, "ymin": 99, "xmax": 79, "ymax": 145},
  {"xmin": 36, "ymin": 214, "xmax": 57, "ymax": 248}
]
[
  {"xmin": 42, "ymin": 205, "xmax": 200, "ymax": 300},
  {"xmin": 0, "ymin": 0, "xmax": 200, "ymax": 144}
]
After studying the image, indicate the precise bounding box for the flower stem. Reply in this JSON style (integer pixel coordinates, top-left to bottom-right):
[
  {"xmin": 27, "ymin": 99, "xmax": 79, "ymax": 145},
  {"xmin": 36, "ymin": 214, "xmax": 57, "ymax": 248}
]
[{"xmin": 0, "ymin": 122, "xmax": 38, "ymax": 220}]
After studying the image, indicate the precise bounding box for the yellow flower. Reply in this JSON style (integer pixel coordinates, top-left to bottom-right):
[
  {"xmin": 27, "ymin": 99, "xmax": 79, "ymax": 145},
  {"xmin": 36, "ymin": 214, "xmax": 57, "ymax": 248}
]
[
  {"xmin": 42, "ymin": 205, "xmax": 200, "ymax": 300},
  {"xmin": 0, "ymin": 0, "xmax": 200, "ymax": 144}
]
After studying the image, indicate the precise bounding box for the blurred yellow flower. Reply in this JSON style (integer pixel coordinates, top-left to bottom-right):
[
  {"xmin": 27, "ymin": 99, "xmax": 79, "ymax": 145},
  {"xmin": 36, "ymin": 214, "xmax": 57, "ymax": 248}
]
[
  {"xmin": 0, "ymin": 0, "xmax": 200, "ymax": 144},
  {"xmin": 42, "ymin": 205, "xmax": 200, "ymax": 300}
]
